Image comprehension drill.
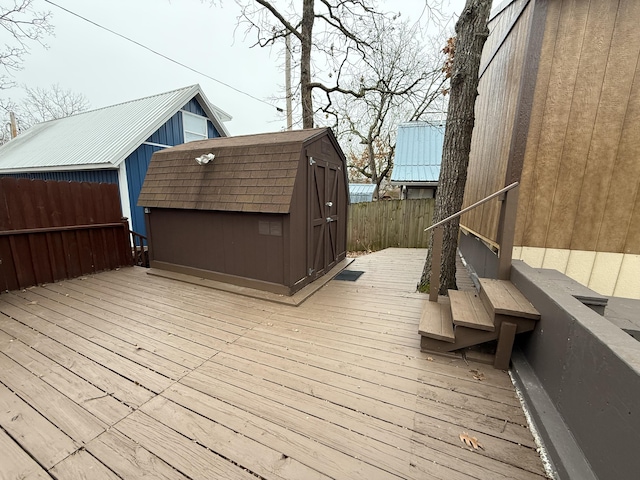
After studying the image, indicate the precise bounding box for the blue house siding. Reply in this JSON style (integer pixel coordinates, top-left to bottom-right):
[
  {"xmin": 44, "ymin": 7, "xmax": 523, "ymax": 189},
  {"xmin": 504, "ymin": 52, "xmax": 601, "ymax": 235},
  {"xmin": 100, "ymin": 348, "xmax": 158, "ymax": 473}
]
[
  {"xmin": 146, "ymin": 111, "xmax": 183, "ymax": 145},
  {"xmin": 130, "ymin": 99, "xmax": 221, "ymax": 236},
  {"xmin": 126, "ymin": 144, "xmax": 164, "ymax": 235},
  {"xmin": 0, "ymin": 169, "xmax": 119, "ymax": 184},
  {"xmin": 207, "ymin": 121, "xmax": 219, "ymax": 139}
]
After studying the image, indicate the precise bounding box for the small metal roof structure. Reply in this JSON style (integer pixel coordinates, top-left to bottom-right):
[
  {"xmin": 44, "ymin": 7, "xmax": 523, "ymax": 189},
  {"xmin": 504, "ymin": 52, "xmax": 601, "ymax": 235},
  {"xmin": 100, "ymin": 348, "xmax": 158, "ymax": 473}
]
[
  {"xmin": 0, "ymin": 84, "xmax": 231, "ymax": 174},
  {"xmin": 138, "ymin": 128, "xmax": 336, "ymax": 214},
  {"xmin": 349, "ymin": 183, "xmax": 376, "ymax": 203},
  {"xmin": 390, "ymin": 122, "xmax": 444, "ymax": 186}
]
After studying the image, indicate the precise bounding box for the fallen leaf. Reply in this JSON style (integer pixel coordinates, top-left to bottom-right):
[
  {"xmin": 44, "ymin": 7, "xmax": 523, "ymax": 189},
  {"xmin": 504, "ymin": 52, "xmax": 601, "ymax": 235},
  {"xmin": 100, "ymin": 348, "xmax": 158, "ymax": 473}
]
[
  {"xmin": 27, "ymin": 301, "xmax": 37, "ymax": 305},
  {"xmin": 427, "ymin": 357, "xmax": 434, "ymax": 362},
  {"xmin": 470, "ymin": 369, "xmax": 486, "ymax": 381},
  {"xmin": 459, "ymin": 432, "xmax": 483, "ymax": 450}
]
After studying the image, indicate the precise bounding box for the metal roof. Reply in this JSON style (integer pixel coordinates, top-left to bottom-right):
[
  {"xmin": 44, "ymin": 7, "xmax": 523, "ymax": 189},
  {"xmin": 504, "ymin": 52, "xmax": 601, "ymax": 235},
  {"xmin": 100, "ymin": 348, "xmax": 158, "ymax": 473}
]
[
  {"xmin": 349, "ymin": 183, "xmax": 376, "ymax": 203},
  {"xmin": 390, "ymin": 122, "xmax": 444, "ymax": 185},
  {"xmin": 0, "ymin": 84, "xmax": 231, "ymax": 173}
]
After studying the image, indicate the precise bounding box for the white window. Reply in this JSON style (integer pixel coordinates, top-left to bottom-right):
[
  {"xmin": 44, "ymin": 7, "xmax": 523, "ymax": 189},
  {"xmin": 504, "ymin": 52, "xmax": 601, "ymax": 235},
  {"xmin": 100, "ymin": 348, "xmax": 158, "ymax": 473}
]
[{"xmin": 183, "ymin": 111, "xmax": 208, "ymax": 143}]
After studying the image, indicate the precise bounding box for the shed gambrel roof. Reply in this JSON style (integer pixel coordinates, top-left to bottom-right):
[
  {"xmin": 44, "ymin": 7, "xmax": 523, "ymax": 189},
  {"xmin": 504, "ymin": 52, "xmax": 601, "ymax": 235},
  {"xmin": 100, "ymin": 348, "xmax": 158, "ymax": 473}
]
[
  {"xmin": 390, "ymin": 122, "xmax": 444, "ymax": 185},
  {"xmin": 138, "ymin": 128, "xmax": 336, "ymax": 214},
  {"xmin": 0, "ymin": 85, "xmax": 231, "ymax": 173}
]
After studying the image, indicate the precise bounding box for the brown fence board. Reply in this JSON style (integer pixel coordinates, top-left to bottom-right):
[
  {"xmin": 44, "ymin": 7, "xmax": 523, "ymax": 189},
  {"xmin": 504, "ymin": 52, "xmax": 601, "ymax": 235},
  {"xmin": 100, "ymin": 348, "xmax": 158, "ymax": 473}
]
[
  {"xmin": 0, "ymin": 178, "xmax": 132, "ymax": 291},
  {"xmin": 347, "ymin": 199, "xmax": 434, "ymax": 251}
]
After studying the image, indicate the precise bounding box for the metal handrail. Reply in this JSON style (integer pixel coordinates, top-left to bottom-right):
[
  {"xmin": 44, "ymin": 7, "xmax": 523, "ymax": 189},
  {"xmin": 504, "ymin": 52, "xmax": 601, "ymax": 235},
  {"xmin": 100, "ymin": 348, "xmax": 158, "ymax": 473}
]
[{"xmin": 424, "ymin": 182, "xmax": 519, "ymax": 232}]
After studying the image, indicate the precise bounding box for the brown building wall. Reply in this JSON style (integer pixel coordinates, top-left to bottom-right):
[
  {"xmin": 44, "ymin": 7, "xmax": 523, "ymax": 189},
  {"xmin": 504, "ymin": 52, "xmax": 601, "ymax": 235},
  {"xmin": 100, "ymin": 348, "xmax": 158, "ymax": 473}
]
[
  {"xmin": 462, "ymin": 0, "xmax": 640, "ymax": 256},
  {"xmin": 287, "ymin": 151, "xmax": 310, "ymax": 287},
  {"xmin": 148, "ymin": 209, "xmax": 286, "ymax": 286},
  {"xmin": 516, "ymin": 0, "xmax": 640, "ymax": 254},
  {"xmin": 461, "ymin": 0, "xmax": 536, "ymax": 243}
]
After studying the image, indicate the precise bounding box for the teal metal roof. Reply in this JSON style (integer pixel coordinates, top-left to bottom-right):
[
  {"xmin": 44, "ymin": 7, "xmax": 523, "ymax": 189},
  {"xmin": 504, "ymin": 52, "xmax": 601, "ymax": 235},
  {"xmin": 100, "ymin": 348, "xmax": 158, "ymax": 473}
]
[
  {"xmin": 0, "ymin": 84, "xmax": 231, "ymax": 173},
  {"xmin": 349, "ymin": 183, "xmax": 376, "ymax": 203},
  {"xmin": 390, "ymin": 122, "xmax": 444, "ymax": 185}
]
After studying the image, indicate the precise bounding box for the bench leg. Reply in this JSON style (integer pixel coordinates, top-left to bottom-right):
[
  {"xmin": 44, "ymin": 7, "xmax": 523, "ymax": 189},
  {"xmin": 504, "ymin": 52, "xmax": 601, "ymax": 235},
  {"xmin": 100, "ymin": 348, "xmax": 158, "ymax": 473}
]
[{"xmin": 494, "ymin": 321, "xmax": 517, "ymax": 370}]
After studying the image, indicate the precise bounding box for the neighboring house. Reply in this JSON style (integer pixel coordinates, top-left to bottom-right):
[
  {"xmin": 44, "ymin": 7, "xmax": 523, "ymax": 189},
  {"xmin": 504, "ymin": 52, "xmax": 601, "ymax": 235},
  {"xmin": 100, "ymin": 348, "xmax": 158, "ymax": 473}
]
[
  {"xmin": 390, "ymin": 122, "xmax": 444, "ymax": 200},
  {"xmin": 0, "ymin": 85, "xmax": 231, "ymax": 236},
  {"xmin": 459, "ymin": 0, "xmax": 640, "ymax": 299},
  {"xmin": 138, "ymin": 128, "xmax": 349, "ymax": 296},
  {"xmin": 349, "ymin": 183, "xmax": 376, "ymax": 203}
]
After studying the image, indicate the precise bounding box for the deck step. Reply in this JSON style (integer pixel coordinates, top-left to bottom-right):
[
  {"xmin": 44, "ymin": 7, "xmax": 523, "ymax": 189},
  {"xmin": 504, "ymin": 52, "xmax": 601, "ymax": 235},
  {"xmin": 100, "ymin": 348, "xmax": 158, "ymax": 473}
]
[
  {"xmin": 449, "ymin": 289, "xmax": 494, "ymax": 332},
  {"xmin": 479, "ymin": 279, "xmax": 540, "ymax": 320},
  {"xmin": 418, "ymin": 296, "xmax": 454, "ymax": 343}
]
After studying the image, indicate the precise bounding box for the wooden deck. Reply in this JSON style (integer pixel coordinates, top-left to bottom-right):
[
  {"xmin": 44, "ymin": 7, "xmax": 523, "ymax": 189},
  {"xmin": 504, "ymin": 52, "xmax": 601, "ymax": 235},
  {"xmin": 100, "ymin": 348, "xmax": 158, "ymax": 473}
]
[{"xmin": 0, "ymin": 248, "xmax": 546, "ymax": 479}]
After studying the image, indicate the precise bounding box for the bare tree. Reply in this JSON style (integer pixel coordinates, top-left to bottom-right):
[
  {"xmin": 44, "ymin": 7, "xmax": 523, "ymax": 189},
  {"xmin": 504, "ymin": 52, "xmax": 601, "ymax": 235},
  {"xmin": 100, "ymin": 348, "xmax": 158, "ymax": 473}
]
[
  {"xmin": 418, "ymin": 0, "xmax": 492, "ymax": 293},
  {"xmin": 0, "ymin": 1, "xmax": 53, "ymax": 90},
  {"xmin": 336, "ymin": 19, "xmax": 449, "ymax": 198},
  {"xmin": 235, "ymin": 0, "xmax": 447, "ymax": 129},
  {"xmin": 1, "ymin": 84, "xmax": 89, "ymax": 143}
]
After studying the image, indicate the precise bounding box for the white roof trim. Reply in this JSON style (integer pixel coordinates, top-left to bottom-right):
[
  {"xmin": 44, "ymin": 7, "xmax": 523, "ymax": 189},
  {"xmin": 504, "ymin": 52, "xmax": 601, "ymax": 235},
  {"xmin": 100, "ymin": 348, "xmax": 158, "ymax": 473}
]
[{"xmin": 0, "ymin": 163, "xmax": 116, "ymax": 174}]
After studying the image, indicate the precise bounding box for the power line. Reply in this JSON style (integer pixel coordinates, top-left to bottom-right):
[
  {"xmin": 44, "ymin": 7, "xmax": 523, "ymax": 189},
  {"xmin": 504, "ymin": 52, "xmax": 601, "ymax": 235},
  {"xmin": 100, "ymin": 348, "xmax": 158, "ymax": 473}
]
[{"xmin": 43, "ymin": 0, "xmax": 283, "ymax": 112}]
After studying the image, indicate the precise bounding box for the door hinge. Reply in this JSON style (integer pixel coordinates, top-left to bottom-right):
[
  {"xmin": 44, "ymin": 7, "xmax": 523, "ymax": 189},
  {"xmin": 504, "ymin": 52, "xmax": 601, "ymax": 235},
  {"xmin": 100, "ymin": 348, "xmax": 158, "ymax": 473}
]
[
  {"xmin": 309, "ymin": 157, "xmax": 316, "ymax": 165},
  {"xmin": 308, "ymin": 268, "xmax": 314, "ymax": 276}
]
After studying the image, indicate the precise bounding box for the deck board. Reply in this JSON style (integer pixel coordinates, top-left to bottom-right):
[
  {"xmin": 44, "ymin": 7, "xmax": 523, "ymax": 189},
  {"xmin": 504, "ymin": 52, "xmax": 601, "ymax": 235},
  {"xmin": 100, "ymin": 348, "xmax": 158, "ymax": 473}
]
[
  {"xmin": 86, "ymin": 430, "xmax": 192, "ymax": 480},
  {"xmin": 0, "ymin": 248, "xmax": 546, "ymax": 479},
  {"xmin": 0, "ymin": 428, "xmax": 52, "ymax": 480},
  {"xmin": 0, "ymin": 382, "xmax": 76, "ymax": 470}
]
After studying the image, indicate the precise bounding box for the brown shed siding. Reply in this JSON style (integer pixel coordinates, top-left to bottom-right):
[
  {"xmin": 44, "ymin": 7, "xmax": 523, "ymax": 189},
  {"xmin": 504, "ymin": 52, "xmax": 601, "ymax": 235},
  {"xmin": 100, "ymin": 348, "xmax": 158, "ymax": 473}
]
[
  {"xmin": 147, "ymin": 209, "xmax": 286, "ymax": 285},
  {"xmin": 462, "ymin": 0, "xmax": 640, "ymax": 256},
  {"xmin": 461, "ymin": 0, "xmax": 536, "ymax": 241}
]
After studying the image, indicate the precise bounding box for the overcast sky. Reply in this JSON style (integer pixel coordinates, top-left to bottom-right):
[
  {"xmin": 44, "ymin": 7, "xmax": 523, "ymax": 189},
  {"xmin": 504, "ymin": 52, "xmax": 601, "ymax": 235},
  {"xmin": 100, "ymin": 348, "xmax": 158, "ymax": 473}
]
[{"xmin": 9, "ymin": 0, "xmax": 466, "ymax": 136}]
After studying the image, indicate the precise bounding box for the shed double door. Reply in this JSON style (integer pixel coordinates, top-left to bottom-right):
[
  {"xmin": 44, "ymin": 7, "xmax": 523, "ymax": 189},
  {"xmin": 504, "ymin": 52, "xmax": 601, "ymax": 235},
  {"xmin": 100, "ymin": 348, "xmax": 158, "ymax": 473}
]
[{"xmin": 308, "ymin": 156, "xmax": 343, "ymax": 279}]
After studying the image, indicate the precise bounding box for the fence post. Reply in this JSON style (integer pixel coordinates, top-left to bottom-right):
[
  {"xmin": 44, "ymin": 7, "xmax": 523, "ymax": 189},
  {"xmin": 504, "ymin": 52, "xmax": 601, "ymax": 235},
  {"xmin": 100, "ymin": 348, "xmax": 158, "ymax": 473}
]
[
  {"xmin": 121, "ymin": 218, "xmax": 135, "ymax": 266},
  {"xmin": 497, "ymin": 185, "xmax": 519, "ymax": 280},
  {"xmin": 429, "ymin": 226, "xmax": 443, "ymax": 302}
]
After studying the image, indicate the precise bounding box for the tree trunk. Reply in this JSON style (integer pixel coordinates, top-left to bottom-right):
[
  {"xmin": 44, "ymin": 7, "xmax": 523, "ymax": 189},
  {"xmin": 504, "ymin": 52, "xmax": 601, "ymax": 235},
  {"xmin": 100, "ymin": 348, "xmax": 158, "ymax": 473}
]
[
  {"xmin": 301, "ymin": 0, "xmax": 314, "ymax": 128},
  {"xmin": 418, "ymin": 0, "xmax": 492, "ymax": 294}
]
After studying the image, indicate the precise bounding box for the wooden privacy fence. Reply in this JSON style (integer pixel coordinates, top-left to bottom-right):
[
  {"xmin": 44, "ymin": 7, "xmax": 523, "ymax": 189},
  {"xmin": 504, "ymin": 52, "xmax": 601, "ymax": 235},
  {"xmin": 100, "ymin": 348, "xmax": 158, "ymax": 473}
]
[
  {"xmin": 0, "ymin": 178, "xmax": 133, "ymax": 292},
  {"xmin": 348, "ymin": 198, "xmax": 435, "ymax": 251}
]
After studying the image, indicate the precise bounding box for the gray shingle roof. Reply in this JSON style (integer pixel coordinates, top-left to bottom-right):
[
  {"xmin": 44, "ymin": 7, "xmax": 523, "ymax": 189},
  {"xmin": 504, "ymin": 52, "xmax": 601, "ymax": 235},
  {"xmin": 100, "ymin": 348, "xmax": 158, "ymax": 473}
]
[
  {"xmin": 0, "ymin": 85, "xmax": 231, "ymax": 173},
  {"xmin": 390, "ymin": 122, "xmax": 444, "ymax": 184},
  {"xmin": 138, "ymin": 128, "xmax": 332, "ymax": 214}
]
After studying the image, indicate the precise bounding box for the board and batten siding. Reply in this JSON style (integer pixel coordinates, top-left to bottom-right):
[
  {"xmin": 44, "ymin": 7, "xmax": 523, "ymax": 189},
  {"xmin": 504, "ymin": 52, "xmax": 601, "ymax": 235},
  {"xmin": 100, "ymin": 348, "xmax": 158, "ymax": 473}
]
[
  {"xmin": 460, "ymin": 0, "xmax": 640, "ymax": 298},
  {"xmin": 515, "ymin": 0, "xmax": 640, "ymax": 298},
  {"xmin": 461, "ymin": 0, "xmax": 535, "ymax": 242}
]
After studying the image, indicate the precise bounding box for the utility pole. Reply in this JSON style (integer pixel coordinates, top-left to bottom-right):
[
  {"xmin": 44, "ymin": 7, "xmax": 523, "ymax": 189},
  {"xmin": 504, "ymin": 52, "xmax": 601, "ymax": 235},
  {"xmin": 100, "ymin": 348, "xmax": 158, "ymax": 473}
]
[
  {"xmin": 9, "ymin": 112, "xmax": 18, "ymax": 138},
  {"xmin": 285, "ymin": 33, "xmax": 293, "ymax": 130}
]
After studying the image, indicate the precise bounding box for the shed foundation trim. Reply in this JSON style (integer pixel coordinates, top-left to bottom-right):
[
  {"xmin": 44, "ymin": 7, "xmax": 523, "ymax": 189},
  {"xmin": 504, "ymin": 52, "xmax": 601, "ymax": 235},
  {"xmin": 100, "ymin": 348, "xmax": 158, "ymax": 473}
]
[{"xmin": 148, "ymin": 258, "xmax": 353, "ymax": 306}]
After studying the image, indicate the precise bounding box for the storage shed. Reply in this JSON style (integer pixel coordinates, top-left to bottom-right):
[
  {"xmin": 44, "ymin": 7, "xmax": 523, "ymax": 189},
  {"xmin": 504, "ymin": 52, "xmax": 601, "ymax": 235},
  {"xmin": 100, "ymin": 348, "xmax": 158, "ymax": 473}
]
[{"xmin": 138, "ymin": 128, "xmax": 348, "ymax": 295}]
